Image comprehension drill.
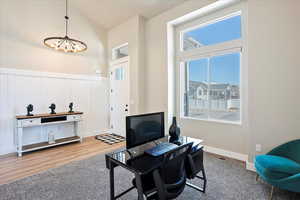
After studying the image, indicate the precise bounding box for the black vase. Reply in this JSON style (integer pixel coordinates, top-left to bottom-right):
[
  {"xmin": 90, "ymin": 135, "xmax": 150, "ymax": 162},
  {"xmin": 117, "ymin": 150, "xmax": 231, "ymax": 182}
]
[{"xmin": 169, "ymin": 117, "xmax": 180, "ymax": 143}]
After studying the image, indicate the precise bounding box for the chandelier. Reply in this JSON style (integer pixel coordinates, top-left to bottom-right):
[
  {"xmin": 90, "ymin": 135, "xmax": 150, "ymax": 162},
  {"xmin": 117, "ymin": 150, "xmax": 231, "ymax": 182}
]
[{"xmin": 44, "ymin": 0, "xmax": 87, "ymax": 53}]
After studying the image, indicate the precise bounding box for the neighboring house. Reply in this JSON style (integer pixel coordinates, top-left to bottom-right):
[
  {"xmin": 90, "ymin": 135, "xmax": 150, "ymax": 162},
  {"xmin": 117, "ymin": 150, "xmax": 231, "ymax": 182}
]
[
  {"xmin": 188, "ymin": 81, "xmax": 240, "ymax": 111},
  {"xmin": 189, "ymin": 81, "xmax": 240, "ymax": 100}
]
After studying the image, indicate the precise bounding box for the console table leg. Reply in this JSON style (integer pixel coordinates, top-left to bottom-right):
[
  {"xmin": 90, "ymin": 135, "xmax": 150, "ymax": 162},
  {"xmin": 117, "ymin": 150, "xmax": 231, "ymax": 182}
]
[
  {"xmin": 74, "ymin": 121, "xmax": 82, "ymax": 143},
  {"xmin": 17, "ymin": 127, "xmax": 23, "ymax": 157}
]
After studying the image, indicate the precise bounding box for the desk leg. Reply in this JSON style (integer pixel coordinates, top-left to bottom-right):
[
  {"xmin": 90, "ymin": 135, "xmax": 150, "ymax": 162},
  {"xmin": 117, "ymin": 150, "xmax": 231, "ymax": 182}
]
[
  {"xmin": 17, "ymin": 127, "xmax": 23, "ymax": 157},
  {"xmin": 202, "ymin": 167, "xmax": 207, "ymax": 193},
  {"xmin": 135, "ymin": 173, "xmax": 144, "ymax": 200},
  {"xmin": 109, "ymin": 161, "xmax": 115, "ymax": 200}
]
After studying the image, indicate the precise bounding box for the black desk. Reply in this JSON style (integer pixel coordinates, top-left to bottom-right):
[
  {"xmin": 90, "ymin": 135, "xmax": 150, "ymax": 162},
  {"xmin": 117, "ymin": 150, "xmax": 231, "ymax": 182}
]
[{"xmin": 105, "ymin": 136, "xmax": 204, "ymax": 200}]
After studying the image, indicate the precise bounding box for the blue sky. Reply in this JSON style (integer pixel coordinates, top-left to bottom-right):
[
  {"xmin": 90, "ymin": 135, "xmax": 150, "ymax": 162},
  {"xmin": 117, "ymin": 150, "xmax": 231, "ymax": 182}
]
[{"xmin": 186, "ymin": 15, "xmax": 241, "ymax": 85}]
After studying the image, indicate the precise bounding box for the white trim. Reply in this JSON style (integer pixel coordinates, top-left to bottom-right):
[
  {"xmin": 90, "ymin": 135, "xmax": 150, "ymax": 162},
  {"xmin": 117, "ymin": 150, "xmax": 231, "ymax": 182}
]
[
  {"xmin": 167, "ymin": 0, "xmax": 241, "ymax": 123},
  {"xmin": 181, "ymin": 116, "xmax": 241, "ymax": 126},
  {"xmin": 93, "ymin": 129, "xmax": 112, "ymax": 136},
  {"xmin": 112, "ymin": 43, "xmax": 129, "ymax": 61},
  {"xmin": 109, "ymin": 56, "xmax": 130, "ymax": 66},
  {"xmin": 204, "ymin": 145, "xmax": 248, "ymax": 162},
  {"xmin": 0, "ymin": 68, "xmax": 106, "ymax": 81},
  {"xmin": 168, "ymin": 0, "xmax": 241, "ymax": 26},
  {"xmin": 177, "ymin": 41, "xmax": 242, "ymax": 61},
  {"xmin": 167, "ymin": 23, "xmax": 176, "ymax": 127},
  {"xmin": 181, "ymin": 11, "xmax": 242, "ymax": 35},
  {"xmin": 112, "ymin": 42, "xmax": 129, "ymax": 51},
  {"xmin": 174, "ymin": 3, "xmax": 245, "ymax": 126},
  {"xmin": 179, "ymin": 11, "xmax": 242, "ymax": 52},
  {"xmin": 86, "ymin": 130, "xmax": 111, "ymax": 138},
  {"xmin": 246, "ymin": 161, "xmax": 256, "ymax": 172}
]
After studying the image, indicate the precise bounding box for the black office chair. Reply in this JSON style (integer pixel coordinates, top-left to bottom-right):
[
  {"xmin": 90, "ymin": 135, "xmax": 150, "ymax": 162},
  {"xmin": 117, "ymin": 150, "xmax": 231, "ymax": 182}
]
[{"xmin": 132, "ymin": 143, "xmax": 193, "ymax": 200}]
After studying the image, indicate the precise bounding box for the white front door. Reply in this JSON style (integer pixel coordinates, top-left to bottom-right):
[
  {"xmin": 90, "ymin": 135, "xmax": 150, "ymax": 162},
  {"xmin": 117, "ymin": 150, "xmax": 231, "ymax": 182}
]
[{"xmin": 110, "ymin": 59, "xmax": 130, "ymax": 137}]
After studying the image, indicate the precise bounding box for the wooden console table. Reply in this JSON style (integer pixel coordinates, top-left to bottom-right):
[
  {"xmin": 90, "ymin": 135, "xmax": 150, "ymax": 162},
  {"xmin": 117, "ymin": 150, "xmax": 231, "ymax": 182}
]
[{"xmin": 15, "ymin": 112, "xmax": 83, "ymax": 157}]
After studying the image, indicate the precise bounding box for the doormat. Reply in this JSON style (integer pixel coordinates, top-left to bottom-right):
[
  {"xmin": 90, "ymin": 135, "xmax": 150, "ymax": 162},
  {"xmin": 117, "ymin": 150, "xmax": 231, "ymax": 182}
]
[{"xmin": 95, "ymin": 133, "xmax": 125, "ymax": 145}]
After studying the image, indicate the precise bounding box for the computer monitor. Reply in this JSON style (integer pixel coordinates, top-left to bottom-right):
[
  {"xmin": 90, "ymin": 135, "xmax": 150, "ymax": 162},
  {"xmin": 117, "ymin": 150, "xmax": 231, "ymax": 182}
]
[{"xmin": 126, "ymin": 112, "xmax": 165, "ymax": 149}]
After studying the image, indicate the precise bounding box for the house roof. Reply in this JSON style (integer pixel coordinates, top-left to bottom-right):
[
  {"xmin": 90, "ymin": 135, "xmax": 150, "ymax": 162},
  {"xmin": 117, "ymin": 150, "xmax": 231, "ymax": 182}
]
[{"xmin": 189, "ymin": 81, "xmax": 238, "ymax": 90}]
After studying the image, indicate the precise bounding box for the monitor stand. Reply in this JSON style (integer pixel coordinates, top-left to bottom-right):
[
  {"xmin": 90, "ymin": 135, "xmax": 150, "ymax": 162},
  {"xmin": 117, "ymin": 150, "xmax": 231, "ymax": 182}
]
[
  {"xmin": 125, "ymin": 149, "xmax": 136, "ymax": 158},
  {"xmin": 152, "ymin": 140, "xmax": 160, "ymax": 145}
]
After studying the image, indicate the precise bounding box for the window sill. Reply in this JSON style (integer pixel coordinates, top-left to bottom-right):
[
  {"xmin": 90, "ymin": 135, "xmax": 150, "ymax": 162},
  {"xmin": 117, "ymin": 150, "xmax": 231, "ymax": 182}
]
[{"xmin": 180, "ymin": 116, "xmax": 242, "ymax": 126}]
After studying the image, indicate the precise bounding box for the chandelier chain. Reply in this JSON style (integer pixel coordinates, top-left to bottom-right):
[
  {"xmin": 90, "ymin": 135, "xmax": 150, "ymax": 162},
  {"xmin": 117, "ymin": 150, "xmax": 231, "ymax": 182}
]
[{"xmin": 65, "ymin": 0, "xmax": 68, "ymax": 36}]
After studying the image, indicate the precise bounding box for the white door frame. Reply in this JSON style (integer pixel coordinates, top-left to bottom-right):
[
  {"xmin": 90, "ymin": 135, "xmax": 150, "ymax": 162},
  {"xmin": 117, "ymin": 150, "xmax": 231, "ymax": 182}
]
[
  {"xmin": 110, "ymin": 56, "xmax": 130, "ymax": 68},
  {"xmin": 109, "ymin": 56, "xmax": 130, "ymax": 135}
]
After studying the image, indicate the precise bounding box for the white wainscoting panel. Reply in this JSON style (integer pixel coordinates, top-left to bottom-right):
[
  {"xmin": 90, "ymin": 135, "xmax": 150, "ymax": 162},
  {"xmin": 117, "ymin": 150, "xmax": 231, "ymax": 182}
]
[{"xmin": 0, "ymin": 68, "xmax": 109, "ymax": 155}]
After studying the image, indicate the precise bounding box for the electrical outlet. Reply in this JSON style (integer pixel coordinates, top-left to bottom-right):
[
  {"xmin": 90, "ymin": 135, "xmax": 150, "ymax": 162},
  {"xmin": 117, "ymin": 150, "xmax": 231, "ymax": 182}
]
[{"xmin": 256, "ymin": 144, "xmax": 262, "ymax": 152}]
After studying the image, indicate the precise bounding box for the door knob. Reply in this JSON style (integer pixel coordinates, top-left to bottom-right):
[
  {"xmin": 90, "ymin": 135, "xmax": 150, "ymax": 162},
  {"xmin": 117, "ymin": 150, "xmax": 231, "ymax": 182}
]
[{"xmin": 125, "ymin": 109, "xmax": 128, "ymax": 112}]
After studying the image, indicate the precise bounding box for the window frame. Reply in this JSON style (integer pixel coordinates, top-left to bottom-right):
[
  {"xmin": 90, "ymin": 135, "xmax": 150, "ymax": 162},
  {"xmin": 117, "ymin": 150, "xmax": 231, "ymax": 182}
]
[
  {"xmin": 179, "ymin": 11, "xmax": 242, "ymax": 52},
  {"xmin": 176, "ymin": 10, "xmax": 244, "ymax": 125}
]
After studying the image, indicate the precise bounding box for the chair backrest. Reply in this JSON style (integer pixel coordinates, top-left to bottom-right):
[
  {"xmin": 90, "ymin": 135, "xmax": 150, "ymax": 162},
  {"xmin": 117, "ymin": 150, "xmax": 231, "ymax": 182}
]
[
  {"xmin": 153, "ymin": 142, "xmax": 193, "ymax": 200},
  {"xmin": 268, "ymin": 139, "xmax": 300, "ymax": 163}
]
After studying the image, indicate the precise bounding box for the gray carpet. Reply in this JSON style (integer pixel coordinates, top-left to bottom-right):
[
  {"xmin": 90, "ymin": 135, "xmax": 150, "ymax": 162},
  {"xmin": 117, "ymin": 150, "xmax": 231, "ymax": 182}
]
[{"xmin": 0, "ymin": 152, "xmax": 298, "ymax": 200}]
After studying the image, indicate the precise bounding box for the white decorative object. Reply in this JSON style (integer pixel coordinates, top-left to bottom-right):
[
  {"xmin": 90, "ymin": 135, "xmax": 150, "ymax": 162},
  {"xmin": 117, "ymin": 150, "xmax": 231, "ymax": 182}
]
[{"xmin": 48, "ymin": 131, "xmax": 56, "ymax": 144}]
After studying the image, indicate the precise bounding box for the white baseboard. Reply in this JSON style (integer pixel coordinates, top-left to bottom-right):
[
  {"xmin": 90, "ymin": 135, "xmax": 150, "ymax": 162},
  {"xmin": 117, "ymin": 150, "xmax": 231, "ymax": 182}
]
[
  {"xmin": 204, "ymin": 145, "xmax": 248, "ymax": 162},
  {"xmin": 246, "ymin": 161, "xmax": 256, "ymax": 172},
  {"xmin": 203, "ymin": 145, "xmax": 257, "ymax": 172},
  {"xmin": 91, "ymin": 129, "xmax": 111, "ymax": 136}
]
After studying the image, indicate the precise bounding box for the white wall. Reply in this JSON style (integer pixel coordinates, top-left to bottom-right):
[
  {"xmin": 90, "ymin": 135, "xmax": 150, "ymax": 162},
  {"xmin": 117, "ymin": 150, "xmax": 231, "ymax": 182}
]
[
  {"xmin": 143, "ymin": 0, "xmax": 300, "ymax": 162},
  {"xmin": 247, "ymin": 0, "xmax": 300, "ymax": 161},
  {"xmin": 144, "ymin": 0, "xmax": 249, "ymax": 154},
  {"xmin": 107, "ymin": 16, "xmax": 146, "ymax": 114},
  {"xmin": 0, "ymin": 0, "xmax": 110, "ymax": 156},
  {"xmin": 0, "ymin": 69, "xmax": 109, "ymax": 155},
  {"xmin": 0, "ymin": 0, "xmax": 107, "ymax": 76}
]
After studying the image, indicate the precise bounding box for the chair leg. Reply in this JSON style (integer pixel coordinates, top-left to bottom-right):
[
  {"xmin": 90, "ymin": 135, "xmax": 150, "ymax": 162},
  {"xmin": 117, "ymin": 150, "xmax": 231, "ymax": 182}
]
[
  {"xmin": 256, "ymin": 174, "xmax": 259, "ymax": 181},
  {"xmin": 269, "ymin": 186, "xmax": 274, "ymax": 200}
]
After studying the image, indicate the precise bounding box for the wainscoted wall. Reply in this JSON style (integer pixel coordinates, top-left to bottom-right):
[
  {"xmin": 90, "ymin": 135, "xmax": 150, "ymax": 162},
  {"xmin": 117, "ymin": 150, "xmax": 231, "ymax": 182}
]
[{"xmin": 0, "ymin": 68, "xmax": 109, "ymax": 155}]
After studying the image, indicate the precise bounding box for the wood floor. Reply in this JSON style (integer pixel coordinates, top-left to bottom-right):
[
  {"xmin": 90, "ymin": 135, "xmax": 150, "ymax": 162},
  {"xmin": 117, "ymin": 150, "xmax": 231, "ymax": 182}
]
[{"xmin": 0, "ymin": 136, "xmax": 125, "ymax": 185}]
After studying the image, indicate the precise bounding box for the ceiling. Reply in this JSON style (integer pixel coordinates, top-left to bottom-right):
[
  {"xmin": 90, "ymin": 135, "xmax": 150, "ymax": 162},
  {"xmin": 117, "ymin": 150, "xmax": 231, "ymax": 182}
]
[{"xmin": 72, "ymin": 0, "xmax": 188, "ymax": 30}]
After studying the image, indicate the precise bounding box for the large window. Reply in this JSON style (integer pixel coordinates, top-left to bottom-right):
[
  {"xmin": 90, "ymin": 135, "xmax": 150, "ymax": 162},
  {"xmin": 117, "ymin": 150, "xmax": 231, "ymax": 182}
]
[
  {"xmin": 178, "ymin": 12, "xmax": 242, "ymax": 124},
  {"xmin": 182, "ymin": 15, "xmax": 241, "ymax": 51}
]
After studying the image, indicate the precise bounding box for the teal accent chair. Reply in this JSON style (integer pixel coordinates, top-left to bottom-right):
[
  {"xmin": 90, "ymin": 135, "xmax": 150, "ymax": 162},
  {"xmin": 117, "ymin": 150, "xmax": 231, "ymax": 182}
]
[{"xmin": 255, "ymin": 139, "xmax": 300, "ymax": 199}]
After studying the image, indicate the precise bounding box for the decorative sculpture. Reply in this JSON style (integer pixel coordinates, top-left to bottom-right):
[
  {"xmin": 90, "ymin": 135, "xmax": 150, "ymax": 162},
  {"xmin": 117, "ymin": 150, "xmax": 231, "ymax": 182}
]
[
  {"xmin": 169, "ymin": 117, "xmax": 181, "ymax": 145},
  {"xmin": 49, "ymin": 103, "xmax": 56, "ymax": 114},
  {"xmin": 26, "ymin": 104, "xmax": 34, "ymax": 116},
  {"xmin": 68, "ymin": 102, "xmax": 74, "ymax": 113}
]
